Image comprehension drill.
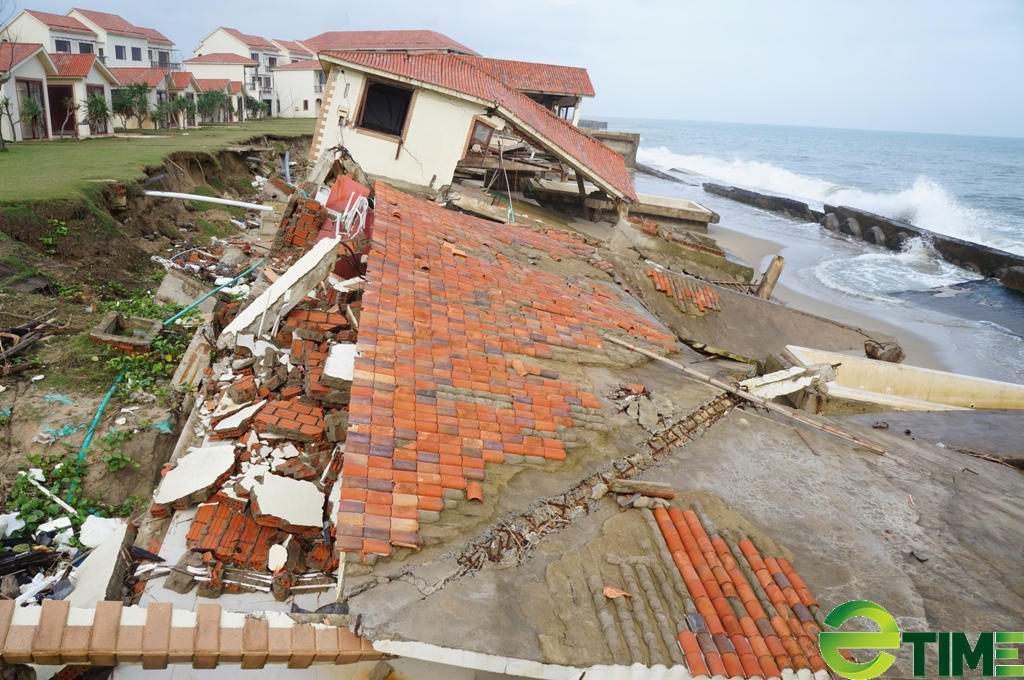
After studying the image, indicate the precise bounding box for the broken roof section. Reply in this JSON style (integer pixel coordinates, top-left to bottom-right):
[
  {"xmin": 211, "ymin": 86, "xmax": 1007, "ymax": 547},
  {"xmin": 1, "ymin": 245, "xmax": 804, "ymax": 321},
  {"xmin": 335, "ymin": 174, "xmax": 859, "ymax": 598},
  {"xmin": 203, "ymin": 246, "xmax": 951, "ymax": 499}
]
[
  {"xmin": 334, "ymin": 182, "xmax": 675, "ymax": 557},
  {"xmin": 304, "ymin": 29, "xmax": 478, "ymax": 56},
  {"xmin": 319, "ymin": 51, "xmax": 637, "ymax": 202},
  {"xmin": 460, "ymin": 56, "xmax": 596, "ymax": 98}
]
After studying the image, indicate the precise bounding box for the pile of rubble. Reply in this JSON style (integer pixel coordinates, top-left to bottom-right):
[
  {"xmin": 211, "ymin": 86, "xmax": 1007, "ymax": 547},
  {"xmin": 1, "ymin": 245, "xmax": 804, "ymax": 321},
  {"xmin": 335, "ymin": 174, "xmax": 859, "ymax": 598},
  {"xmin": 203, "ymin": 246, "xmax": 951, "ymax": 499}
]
[{"xmin": 146, "ymin": 173, "xmax": 372, "ymax": 601}]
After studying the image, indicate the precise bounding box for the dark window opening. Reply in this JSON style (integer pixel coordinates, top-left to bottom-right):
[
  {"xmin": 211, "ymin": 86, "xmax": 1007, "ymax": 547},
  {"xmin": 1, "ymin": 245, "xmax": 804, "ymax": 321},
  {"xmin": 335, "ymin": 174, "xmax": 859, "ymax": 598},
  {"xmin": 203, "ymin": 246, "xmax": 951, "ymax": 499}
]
[
  {"xmin": 357, "ymin": 81, "xmax": 413, "ymax": 137},
  {"xmin": 54, "ymin": 39, "xmax": 71, "ymax": 53},
  {"xmin": 268, "ymin": 56, "xmax": 277, "ymax": 68},
  {"xmin": 302, "ymin": 100, "xmax": 309, "ymax": 111},
  {"xmin": 131, "ymin": 46, "xmax": 142, "ymax": 62},
  {"xmin": 115, "ymin": 45, "xmax": 126, "ymax": 60},
  {"xmin": 79, "ymin": 42, "xmax": 93, "ymax": 54}
]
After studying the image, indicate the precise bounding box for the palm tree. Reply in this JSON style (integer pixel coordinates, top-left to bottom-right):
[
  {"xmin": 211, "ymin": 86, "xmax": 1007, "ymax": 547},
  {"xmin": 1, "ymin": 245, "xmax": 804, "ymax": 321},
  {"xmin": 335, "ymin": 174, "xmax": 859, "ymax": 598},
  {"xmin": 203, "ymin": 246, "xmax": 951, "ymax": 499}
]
[
  {"xmin": 19, "ymin": 96, "xmax": 44, "ymax": 140},
  {"xmin": 81, "ymin": 92, "xmax": 110, "ymax": 135}
]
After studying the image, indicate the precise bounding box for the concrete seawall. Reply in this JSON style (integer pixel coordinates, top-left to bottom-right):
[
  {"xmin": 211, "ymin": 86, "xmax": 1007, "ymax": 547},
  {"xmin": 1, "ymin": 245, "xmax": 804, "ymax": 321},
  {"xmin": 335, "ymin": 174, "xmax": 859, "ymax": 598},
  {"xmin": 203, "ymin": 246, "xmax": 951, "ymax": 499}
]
[{"xmin": 703, "ymin": 183, "xmax": 1024, "ymax": 283}]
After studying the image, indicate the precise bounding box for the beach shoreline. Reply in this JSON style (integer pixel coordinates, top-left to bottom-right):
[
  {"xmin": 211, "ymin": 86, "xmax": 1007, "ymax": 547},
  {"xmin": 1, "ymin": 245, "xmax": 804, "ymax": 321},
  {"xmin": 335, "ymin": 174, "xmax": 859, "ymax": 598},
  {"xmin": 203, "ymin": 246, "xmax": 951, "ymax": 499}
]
[{"xmin": 706, "ymin": 220, "xmax": 956, "ymax": 372}]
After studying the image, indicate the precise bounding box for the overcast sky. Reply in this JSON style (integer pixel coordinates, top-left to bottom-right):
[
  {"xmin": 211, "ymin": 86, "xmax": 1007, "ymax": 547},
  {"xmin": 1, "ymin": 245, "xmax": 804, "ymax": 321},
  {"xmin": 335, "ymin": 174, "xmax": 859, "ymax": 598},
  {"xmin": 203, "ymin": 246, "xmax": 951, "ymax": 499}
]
[{"xmin": 15, "ymin": 0, "xmax": 1024, "ymax": 137}]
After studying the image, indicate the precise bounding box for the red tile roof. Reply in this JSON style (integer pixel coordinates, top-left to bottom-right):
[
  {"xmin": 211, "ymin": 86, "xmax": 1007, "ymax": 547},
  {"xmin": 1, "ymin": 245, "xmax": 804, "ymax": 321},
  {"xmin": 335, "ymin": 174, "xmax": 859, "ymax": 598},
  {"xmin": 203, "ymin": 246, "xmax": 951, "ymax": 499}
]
[
  {"xmin": 69, "ymin": 8, "xmax": 171, "ymax": 44},
  {"xmin": 272, "ymin": 59, "xmax": 321, "ymax": 72},
  {"xmin": 195, "ymin": 78, "xmax": 230, "ymax": 92},
  {"xmin": 304, "ymin": 29, "xmax": 478, "ymax": 56},
  {"xmin": 331, "ymin": 183, "xmax": 676, "ymax": 556},
  {"xmin": 24, "ymin": 9, "xmax": 95, "ymax": 36},
  {"xmin": 167, "ymin": 72, "xmax": 196, "ymax": 90},
  {"xmin": 221, "ymin": 27, "xmax": 276, "ymax": 51},
  {"xmin": 227, "ymin": 80, "xmax": 244, "ymax": 94},
  {"xmin": 274, "ymin": 39, "xmax": 313, "ymax": 56},
  {"xmin": 137, "ymin": 26, "xmax": 174, "ymax": 46},
  {"xmin": 459, "ymin": 56, "xmax": 595, "ymax": 98},
  {"xmin": 109, "ymin": 67, "xmax": 169, "ymax": 88},
  {"xmin": 49, "ymin": 52, "xmax": 96, "ymax": 78},
  {"xmin": 321, "ymin": 51, "xmax": 636, "ymax": 201},
  {"xmin": 0, "ymin": 42, "xmax": 45, "ymax": 72},
  {"xmin": 185, "ymin": 52, "xmax": 259, "ymax": 65}
]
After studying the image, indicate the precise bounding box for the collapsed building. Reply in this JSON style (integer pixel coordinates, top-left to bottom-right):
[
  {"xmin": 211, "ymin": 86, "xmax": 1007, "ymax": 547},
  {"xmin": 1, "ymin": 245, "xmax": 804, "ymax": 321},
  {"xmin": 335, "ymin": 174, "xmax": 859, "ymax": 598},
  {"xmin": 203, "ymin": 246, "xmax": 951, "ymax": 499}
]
[{"xmin": 3, "ymin": 40, "xmax": 1024, "ymax": 680}]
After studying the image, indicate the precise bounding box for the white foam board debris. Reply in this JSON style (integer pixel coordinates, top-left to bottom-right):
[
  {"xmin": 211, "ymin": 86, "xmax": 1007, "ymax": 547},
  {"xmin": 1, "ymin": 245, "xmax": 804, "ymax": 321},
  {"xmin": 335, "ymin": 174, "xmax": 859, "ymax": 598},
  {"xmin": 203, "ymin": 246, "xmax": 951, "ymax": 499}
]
[
  {"xmin": 79, "ymin": 516, "xmax": 127, "ymax": 549},
  {"xmin": 268, "ymin": 544, "xmax": 288, "ymax": 572},
  {"xmin": 250, "ymin": 474, "xmax": 323, "ymax": 528},
  {"xmin": 0, "ymin": 512, "xmax": 25, "ymax": 539},
  {"xmin": 153, "ymin": 444, "xmax": 236, "ymax": 505},
  {"xmin": 324, "ymin": 344, "xmax": 357, "ymax": 382},
  {"xmin": 214, "ymin": 400, "xmax": 266, "ymax": 432}
]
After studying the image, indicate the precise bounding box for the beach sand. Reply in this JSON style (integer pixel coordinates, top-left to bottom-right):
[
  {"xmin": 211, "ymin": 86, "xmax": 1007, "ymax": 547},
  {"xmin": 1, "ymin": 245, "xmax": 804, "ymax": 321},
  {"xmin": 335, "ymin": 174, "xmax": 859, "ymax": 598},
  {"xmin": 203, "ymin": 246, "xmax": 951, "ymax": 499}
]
[{"xmin": 706, "ymin": 221, "xmax": 954, "ymax": 372}]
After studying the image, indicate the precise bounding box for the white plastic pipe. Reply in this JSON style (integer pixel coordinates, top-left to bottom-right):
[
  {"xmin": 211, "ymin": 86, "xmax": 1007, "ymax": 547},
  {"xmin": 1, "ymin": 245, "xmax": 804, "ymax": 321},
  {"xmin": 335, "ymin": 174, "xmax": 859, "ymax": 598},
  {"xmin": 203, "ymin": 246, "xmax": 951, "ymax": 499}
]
[{"xmin": 143, "ymin": 190, "xmax": 275, "ymax": 212}]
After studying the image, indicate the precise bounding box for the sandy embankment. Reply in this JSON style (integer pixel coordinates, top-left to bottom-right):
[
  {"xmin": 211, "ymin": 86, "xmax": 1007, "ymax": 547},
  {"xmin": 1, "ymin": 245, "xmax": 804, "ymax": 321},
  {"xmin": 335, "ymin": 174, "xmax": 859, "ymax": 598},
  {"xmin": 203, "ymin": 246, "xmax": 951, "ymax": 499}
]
[{"xmin": 706, "ymin": 220, "xmax": 953, "ymax": 372}]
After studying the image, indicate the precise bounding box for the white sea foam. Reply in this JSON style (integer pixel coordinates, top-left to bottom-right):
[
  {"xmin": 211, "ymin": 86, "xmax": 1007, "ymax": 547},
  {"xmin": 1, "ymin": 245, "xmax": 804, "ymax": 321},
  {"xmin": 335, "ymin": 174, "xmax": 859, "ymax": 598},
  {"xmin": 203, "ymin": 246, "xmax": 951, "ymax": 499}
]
[
  {"xmin": 812, "ymin": 238, "xmax": 982, "ymax": 302},
  {"xmin": 638, "ymin": 146, "xmax": 1024, "ymax": 255}
]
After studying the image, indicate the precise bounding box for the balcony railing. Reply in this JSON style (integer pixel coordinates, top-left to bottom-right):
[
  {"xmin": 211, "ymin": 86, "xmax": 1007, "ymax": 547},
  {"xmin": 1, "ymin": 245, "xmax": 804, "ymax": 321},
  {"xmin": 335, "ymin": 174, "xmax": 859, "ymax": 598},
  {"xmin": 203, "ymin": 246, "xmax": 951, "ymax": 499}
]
[
  {"xmin": 152, "ymin": 61, "xmax": 183, "ymax": 71},
  {"xmin": 314, "ymin": 84, "xmax": 324, "ymax": 93}
]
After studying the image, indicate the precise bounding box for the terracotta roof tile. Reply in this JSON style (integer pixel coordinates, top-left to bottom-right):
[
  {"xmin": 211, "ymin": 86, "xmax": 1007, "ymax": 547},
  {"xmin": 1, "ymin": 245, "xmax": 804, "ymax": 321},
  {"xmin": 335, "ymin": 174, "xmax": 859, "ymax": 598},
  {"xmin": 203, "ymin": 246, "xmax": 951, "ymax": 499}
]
[
  {"xmin": 321, "ymin": 51, "xmax": 635, "ymax": 201},
  {"xmin": 459, "ymin": 56, "xmax": 595, "ymax": 97},
  {"xmin": 274, "ymin": 39, "xmax": 314, "ymax": 56},
  {"xmin": 304, "ymin": 29, "xmax": 477, "ymax": 55},
  {"xmin": 332, "ymin": 183, "xmax": 677, "ymax": 557},
  {"xmin": 49, "ymin": 52, "xmax": 96, "ymax": 78},
  {"xmin": 0, "ymin": 43, "xmax": 45, "ymax": 72},
  {"xmin": 272, "ymin": 59, "xmax": 321, "ymax": 72},
  {"xmin": 194, "ymin": 78, "xmax": 230, "ymax": 93},
  {"xmin": 185, "ymin": 53, "xmax": 259, "ymax": 65},
  {"xmin": 137, "ymin": 27, "xmax": 174, "ymax": 46},
  {"xmin": 167, "ymin": 72, "xmax": 195, "ymax": 90},
  {"xmin": 227, "ymin": 80, "xmax": 244, "ymax": 94},
  {"xmin": 109, "ymin": 67, "xmax": 169, "ymax": 89},
  {"xmin": 221, "ymin": 27, "xmax": 276, "ymax": 51},
  {"xmin": 24, "ymin": 10, "xmax": 95, "ymax": 36}
]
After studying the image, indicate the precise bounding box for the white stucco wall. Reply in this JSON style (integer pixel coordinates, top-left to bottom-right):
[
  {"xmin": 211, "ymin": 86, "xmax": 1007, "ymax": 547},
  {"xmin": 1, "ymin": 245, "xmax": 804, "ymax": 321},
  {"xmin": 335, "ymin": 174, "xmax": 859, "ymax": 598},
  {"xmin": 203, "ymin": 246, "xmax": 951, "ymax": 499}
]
[
  {"xmin": 103, "ymin": 35, "xmax": 151, "ymax": 68},
  {"xmin": 2, "ymin": 14, "xmax": 52, "ymax": 45},
  {"xmin": 195, "ymin": 30, "xmax": 248, "ymax": 57},
  {"xmin": 184, "ymin": 62, "xmax": 249, "ymax": 82},
  {"xmin": 273, "ymin": 68, "xmax": 321, "ymax": 118},
  {"xmin": 1, "ymin": 55, "xmax": 54, "ymax": 141},
  {"xmin": 318, "ymin": 67, "xmax": 502, "ymax": 189}
]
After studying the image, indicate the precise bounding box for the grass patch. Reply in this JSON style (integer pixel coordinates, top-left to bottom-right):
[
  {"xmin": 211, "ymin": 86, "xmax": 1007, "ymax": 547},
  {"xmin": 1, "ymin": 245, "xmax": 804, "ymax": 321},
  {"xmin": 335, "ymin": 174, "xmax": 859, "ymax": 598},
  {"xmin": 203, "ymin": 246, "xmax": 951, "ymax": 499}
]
[
  {"xmin": 40, "ymin": 333, "xmax": 121, "ymax": 395},
  {"xmin": 0, "ymin": 118, "xmax": 315, "ymax": 203},
  {"xmin": 196, "ymin": 218, "xmax": 235, "ymax": 243}
]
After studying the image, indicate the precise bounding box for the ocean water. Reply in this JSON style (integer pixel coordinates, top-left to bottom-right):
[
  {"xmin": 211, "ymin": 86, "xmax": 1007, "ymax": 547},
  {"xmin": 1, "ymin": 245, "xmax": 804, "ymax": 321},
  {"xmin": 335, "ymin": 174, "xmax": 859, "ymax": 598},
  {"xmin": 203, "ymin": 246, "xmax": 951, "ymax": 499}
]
[{"xmin": 605, "ymin": 118, "xmax": 1024, "ymax": 384}]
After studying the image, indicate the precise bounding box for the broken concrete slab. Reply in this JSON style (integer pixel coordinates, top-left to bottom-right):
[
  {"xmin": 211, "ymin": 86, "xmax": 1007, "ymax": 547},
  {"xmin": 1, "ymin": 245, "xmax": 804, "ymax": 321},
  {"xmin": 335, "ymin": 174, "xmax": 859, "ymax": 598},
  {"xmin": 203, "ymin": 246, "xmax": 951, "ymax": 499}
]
[
  {"xmin": 250, "ymin": 474, "xmax": 324, "ymax": 529},
  {"xmin": 218, "ymin": 235, "xmax": 340, "ymax": 349},
  {"xmin": 171, "ymin": 323, "xmax": 215, "ymax": 389},
  {"xmin": 739, "ymin": 363, "xmax": 837, "ymax": 399},
  {"xmin": 69, "ymin": 522, "xmax": 137, "ymax": 608},
  {"xmin": 152, "ymin": 444, "xmax": 237, "ymax": 507},
  {"xmin": 155, "ymin": 269, "xmax": 226, "ymax": 315},
  {"xmin": 323, "ymin": 343, "xmax": 357, "ymax": 389}
]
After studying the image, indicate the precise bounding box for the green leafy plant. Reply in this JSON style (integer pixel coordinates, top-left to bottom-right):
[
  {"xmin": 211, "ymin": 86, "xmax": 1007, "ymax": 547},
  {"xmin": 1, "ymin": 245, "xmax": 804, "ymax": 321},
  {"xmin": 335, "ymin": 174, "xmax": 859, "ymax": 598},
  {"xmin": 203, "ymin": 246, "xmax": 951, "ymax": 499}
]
[
  {"xmin": 19, "ymin": 96, "xmax": 44, "ymax": 139},
  {"xmin": 81, "ymin": 91, "xmax": 111, "ymax": 135},
  {"xmin": 98, "ymin": 429, "xmax": 138, "ymax": 472},
  {"xmin": 5, "ymin": 452, "xmax": 91, "ymax": 536},
  {"xmin": 39, "ymin": 217, "xmax": 68, "ymax": 254}
]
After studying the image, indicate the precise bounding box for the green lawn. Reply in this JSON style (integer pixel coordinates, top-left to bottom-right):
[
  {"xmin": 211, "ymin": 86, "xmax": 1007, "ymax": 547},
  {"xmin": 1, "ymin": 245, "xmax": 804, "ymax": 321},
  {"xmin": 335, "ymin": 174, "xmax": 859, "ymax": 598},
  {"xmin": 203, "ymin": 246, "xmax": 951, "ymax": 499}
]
[{"xmin": 0, "ymin": 118, "xmax": 315, "ymax": 202}]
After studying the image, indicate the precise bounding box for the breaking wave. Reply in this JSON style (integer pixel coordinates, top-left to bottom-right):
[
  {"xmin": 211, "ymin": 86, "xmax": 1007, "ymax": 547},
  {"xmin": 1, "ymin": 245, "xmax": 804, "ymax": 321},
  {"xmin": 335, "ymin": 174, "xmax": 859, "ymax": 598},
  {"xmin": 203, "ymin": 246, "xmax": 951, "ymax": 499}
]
[
  {"xmin": 638, "ymin": 146, "xmax": 1024, "ymax": 255},
  {"xmin": 812, "ymin": 238, "xmax": 982, "ymax": 303}
]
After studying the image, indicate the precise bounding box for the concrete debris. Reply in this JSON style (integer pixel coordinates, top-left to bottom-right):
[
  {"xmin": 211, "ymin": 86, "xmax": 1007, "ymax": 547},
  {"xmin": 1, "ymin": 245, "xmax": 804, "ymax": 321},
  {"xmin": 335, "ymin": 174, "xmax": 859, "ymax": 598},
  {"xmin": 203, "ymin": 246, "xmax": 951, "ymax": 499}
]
[
  {"xmin": 152, "ymin": 444, "xmax": 237, "ymax": 506},
  {"xmin": 250, "ymin": 474, "xmax": 324, "ymax": 529},
  {"xmin": 68, "ymin": 522, "xmax": 137, "ymax": 608}
]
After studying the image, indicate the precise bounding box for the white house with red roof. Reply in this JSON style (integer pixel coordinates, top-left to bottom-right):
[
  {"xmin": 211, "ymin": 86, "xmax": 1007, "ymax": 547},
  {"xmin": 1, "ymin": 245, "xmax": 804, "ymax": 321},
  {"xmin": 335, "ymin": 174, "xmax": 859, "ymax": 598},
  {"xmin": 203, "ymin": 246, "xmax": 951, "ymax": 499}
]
[
  {"xmin": 0, "ymin": 43, "xmax": 58, "ymax": 141},
  {"xmin": 311, "ymin": 51, "xmax": 635, "ymax": 206},
  {"xmin": 1, "ymin": 10, "xmax": 98, "ymax": 57},
  {"xmin": 66, "ymin": 8, "xmax": 176, "ymax": 70},
  {"xmin": 270, "ymin": 39, "xmax": 315, "ymax": 64},
  {"xmin": 271, "ymin": 59, "xmax": 325, "ymax": 119},
  {"xmin": 194, "ymin": 27, "xmax": 279, "ymax": 113},
  {"xmin": 47, "ymin": 51, "xmax": 118, "ymax": 136}
]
